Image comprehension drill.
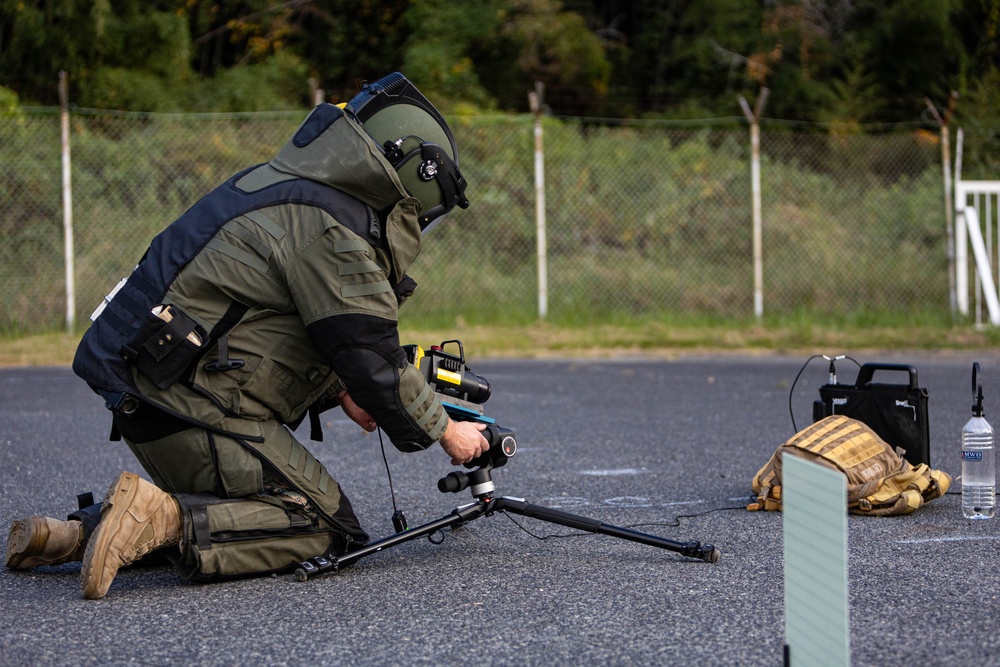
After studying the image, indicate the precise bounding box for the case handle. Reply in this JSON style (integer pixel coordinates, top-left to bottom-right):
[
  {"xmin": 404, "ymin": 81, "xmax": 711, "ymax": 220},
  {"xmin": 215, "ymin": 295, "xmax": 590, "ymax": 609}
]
[{"xmin": 854, "ymin": 363, "xmax": 919, "ymax": 389}]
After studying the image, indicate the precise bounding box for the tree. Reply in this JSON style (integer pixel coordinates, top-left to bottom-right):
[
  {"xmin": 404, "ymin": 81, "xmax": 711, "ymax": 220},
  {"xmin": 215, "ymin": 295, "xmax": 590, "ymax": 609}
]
[
  {"xmin": 561, "ymin": 0, "xmax": 768, "ymax": 117},
  {"xmin": 848, "ymin": 0, "xmax": 965, "ymax": 121},
  {"xmin": 400, "ymin": 0, "xmax": 501, "ymax": 109},
  {"xmin": 0, "ymin": 0, "xmax": 313, "ymax": 110},
  {"xmin": 0, "ymin": 0, "xmax": 114, "ymax": 105},
  {"xmin": 484, "ymin": 0, "xmax": 610, "ymax": 115},
  {"xmin": 282, "ymin": 0, "xmax": 412, "ymax": 102},
  {"xmin": 954, "ymin": 0, "xmax": 1000, "ymax": 80},
  {"xmin": 0, "ymin": 0, "xmax": 996, "ymax": 122}
]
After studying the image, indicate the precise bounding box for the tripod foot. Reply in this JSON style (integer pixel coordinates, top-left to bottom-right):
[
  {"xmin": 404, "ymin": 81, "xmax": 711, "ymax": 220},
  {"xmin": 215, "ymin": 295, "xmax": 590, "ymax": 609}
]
[
  {"xmin": 294, "ymin": 555, "xmax": 339, "ymax": 581},
  {"xmin": 703, "ymin": 545, "xmax": 721, "ymax": 564},
  {"xmin": 680, "ymin": 541, "xmax": 721, "ymax": 563}
]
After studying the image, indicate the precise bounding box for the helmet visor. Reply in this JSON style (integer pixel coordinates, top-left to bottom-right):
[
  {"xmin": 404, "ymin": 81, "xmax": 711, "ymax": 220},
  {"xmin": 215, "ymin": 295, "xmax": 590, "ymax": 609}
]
[{"xmin": 346, "ymin": 73, "xmax": 468, "ymax": 230}]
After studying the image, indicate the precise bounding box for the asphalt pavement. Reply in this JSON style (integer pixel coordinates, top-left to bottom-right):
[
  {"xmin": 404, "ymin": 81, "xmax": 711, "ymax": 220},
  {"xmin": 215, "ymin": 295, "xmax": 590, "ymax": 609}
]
[{"xmin": 1, "ymin": 353, "xmax": 998, "ymax": 666}]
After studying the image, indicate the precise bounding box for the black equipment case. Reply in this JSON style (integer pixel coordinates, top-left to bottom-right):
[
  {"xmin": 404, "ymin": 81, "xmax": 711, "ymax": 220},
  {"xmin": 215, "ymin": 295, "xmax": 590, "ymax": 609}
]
[{"xmin": 812, "ymin": 363, "xmax": 931, "ymax": 467}]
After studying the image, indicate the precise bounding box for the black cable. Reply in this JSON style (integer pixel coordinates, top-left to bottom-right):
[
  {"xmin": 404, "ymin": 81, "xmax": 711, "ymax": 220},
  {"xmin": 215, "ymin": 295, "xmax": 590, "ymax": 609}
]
[
  {"xmin": 788, "ymin": 353, "xmax": 862, "ymax": 432},
  {"xmin": 788, "ymin": 354, "xmax": 824, "ymax": 433},
  {"xmin": 377, "ymin": 427, "xmax": 399, "ymax": 513},
  {"xmin": 623, "ymin": 504, "xmax": 750, "ymax": 530},
  {"xmin": 499, "ymin": 503, "xmax": 749, "ymax": 541}
]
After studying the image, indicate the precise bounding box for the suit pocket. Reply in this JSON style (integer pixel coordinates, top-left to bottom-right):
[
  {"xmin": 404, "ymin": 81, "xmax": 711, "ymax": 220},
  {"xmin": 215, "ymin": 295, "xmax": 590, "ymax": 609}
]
[{"xmin": 122, "ymin": 305, "xmax": 207, "ymax": 390}]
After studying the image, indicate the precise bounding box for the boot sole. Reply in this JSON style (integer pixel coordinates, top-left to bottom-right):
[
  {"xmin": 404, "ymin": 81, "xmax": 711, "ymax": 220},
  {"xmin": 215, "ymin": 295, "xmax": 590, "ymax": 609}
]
[
  {"xmin": 80, "ymin": 472, "xmax": 140, "ymax": 599},
  {"xmin": 5, "ymin": 517, "xmax": 49, "ymax": 570}
]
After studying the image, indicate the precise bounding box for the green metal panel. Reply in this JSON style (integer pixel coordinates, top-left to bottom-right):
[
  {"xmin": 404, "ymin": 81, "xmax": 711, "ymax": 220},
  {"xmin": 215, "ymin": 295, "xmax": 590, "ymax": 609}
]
[{"xmin": 782, "ymin": 453, "xmax": 850, "ymax": 667}]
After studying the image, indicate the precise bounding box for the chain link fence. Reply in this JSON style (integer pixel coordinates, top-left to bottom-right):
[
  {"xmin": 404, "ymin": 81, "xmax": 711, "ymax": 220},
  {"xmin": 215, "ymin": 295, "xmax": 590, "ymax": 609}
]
[{"xmin": 0, "ymin": 107, "xmax": 991, "ymax": 335}]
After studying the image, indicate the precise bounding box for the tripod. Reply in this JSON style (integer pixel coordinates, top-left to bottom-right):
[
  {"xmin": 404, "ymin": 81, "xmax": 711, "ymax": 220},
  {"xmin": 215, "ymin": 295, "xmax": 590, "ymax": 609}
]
[{"xmin": 295, "ymin": 423, "xmax": 720, "ymax": 581}]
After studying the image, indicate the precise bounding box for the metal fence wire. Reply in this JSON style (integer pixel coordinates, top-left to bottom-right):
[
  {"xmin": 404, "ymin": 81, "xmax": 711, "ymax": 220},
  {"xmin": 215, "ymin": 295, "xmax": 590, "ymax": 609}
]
[{"xmin": 0, "ymin": 108, "xmax": 985, "ymax": 335}]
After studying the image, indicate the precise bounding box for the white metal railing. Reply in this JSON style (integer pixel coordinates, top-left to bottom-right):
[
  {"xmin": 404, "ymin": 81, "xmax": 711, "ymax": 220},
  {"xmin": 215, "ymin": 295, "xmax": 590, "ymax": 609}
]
[
  {"xmin": 954, "ymin": 128, "xmax": 1000, "ymax": 325},
  {"xmin": 958, "ymin": 202, "xmax": 1000, "ymax": 325}
]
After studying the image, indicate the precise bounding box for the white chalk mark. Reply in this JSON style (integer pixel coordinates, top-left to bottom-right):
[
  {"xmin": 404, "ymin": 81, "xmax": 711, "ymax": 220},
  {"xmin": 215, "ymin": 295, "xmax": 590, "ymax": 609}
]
[{"xmin": 897, "ymin": 535, "xmax": 1000, "ymax": 544}]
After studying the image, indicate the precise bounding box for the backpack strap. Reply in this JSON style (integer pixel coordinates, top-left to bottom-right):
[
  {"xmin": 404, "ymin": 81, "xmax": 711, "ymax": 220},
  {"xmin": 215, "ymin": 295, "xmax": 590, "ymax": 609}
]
[{"xmin": 853, "ymin": 462, "xmax": 952, "ymax": 516}]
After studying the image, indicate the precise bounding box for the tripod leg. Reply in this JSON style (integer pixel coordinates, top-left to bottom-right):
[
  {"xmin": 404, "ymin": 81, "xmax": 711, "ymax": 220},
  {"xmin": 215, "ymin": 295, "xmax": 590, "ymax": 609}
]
[
  {"xmin": 295, "ymin": 500, "xmax": 489, "ymax": 581},
  {"xmin": 494, "ymin": 496, "xmax": 720, "ymax": 563}
]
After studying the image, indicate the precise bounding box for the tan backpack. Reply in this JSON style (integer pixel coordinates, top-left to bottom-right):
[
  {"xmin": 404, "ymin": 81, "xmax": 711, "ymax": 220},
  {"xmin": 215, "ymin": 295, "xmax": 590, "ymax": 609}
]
[{"xmin": 748, "ymin": 415, "xmax": 952, "ymax": 516}]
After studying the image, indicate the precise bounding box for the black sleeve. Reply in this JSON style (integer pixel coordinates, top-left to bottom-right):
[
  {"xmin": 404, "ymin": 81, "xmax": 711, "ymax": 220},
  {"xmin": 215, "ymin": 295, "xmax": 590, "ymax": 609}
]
[{"xmin": 306, "ymin": 312, "xmax": 444, "ymax": 451}]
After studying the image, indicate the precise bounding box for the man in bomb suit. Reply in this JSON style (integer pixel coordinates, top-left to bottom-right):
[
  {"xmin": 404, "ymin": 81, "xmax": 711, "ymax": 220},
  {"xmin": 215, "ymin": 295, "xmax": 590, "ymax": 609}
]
[{"xmin": 4, "ymin": 73, "xmax": 489, "ymax": 599}]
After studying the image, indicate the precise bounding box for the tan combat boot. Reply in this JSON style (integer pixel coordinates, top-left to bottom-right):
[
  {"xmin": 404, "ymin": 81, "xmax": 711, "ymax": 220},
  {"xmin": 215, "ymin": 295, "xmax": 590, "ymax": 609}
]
[
  {"xmin": 5, "ymin": 516, "xmax": 85, "ymax": 569},
  {"xmin": 80, "ymin": 471, "xmax": 181, "ymax": 600}
]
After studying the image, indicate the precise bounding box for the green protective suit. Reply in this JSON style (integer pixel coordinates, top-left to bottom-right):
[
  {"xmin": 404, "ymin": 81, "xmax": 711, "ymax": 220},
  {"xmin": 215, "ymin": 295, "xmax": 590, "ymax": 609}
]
[{"xmin": 80, "ymin": 105, "xmax": 454, "ymax": 580}]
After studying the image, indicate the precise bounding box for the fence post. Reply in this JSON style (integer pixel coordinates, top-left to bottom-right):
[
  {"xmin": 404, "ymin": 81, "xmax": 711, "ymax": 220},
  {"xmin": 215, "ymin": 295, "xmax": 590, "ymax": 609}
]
[
  {"xmin": 955, "ymin": 128, "xmax": 968, "ymax": 316},
  {"xmin": 529, "ymin": 82, "xmax": 548, "ymax": 320},
  {"xmin": 308, "ymin": 77, "xmax": 324, "ymax": 106},
  {"xmin": 925, "ymin": 93, "xmax": 959, "ymax": 318},
  {"xmin": 59, "ymin": 71, "xmax": 75, "ymax": 334},
  {"xmin": 739, "ymin": 89, "xmax": 768, "ymax": 322}
]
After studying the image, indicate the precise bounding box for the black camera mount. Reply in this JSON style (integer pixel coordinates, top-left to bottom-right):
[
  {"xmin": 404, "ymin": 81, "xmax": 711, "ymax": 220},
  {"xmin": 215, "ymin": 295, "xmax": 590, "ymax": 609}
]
[{"xmin": 294, "ymin": 343, "xmax": 720, "ymax": 582}]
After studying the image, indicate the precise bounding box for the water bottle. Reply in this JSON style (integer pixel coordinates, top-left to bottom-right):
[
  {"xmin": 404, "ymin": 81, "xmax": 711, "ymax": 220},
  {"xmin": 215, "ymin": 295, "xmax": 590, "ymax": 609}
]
[{"xmin": 962, "ymin": 362, "xmax": 995, "ymax": 519}]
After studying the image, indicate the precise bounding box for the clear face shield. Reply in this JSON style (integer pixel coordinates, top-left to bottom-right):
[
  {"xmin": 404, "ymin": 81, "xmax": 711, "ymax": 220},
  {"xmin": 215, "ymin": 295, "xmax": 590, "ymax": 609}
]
[{"xmin": 421, "ymin": 213, "xmax": 448, "ymax": 235}]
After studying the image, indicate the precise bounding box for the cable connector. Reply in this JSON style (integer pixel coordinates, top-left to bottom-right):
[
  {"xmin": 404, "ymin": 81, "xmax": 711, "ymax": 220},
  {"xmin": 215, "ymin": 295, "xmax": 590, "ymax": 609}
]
[{"xmin": 823, "ymin": 354, "xmax": 846, "ymax": 385}]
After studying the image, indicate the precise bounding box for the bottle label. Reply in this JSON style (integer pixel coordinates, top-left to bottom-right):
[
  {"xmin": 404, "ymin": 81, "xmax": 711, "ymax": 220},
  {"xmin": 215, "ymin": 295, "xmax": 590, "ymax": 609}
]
[{"xmin": 962, "ymin": 451, "xmax": 984, "ymax": 461}]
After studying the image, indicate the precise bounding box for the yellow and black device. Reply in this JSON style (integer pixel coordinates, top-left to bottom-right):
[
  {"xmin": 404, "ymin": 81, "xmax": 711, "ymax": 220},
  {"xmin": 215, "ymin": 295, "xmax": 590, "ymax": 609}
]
[{"xmin": 404, "ymin": 339, "xmax": 491, "ymax": 407}]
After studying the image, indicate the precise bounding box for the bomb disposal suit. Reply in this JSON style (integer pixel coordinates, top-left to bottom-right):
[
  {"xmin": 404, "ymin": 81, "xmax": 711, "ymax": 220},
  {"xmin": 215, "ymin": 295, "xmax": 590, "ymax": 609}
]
[{"xmin": 72, "ymin": 74, "xmax": 477, "ymax": 580}]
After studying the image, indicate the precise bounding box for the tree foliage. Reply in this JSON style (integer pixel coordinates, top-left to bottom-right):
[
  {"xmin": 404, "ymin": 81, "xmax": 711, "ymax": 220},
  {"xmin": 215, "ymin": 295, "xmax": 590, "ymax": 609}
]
[{"xmin": 0, "ymin": 0, "xmax": 997, "ymax": 124}]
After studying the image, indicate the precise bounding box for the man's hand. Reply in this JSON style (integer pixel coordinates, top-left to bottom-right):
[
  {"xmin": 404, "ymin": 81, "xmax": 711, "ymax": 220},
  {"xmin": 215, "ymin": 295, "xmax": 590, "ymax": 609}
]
[
  {"xmin": 338, "ymin": 391, "xmax": 377, "ymax": 432},
  {"xmin": 439, "ymin": 419, "xmax": 489, "ymax": 465}
]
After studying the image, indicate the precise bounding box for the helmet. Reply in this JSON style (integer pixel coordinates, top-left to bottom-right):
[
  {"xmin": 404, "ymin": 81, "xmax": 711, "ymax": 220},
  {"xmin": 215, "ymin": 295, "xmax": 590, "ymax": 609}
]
[{"xmin": 346, "ymin": 73, "xmax": 469, "ymax": 232}]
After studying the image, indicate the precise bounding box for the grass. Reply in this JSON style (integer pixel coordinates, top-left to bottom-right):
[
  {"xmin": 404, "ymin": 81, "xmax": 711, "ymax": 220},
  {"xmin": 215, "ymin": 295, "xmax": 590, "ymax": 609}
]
[{"xmin": 5, "ymin": 321, "xmax": 1000, "ymax": 368}]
